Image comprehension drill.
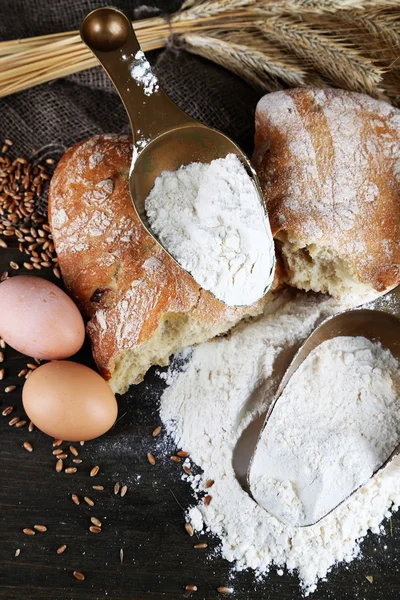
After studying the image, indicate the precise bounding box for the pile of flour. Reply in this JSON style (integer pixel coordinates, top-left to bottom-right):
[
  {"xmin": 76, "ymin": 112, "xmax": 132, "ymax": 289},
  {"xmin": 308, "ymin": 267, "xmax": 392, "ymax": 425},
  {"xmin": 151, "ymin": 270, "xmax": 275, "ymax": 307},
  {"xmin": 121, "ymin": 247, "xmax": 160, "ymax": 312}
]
[
  {"xmin": 160, "ymin": 293, "xmax": 400, "ymax": 595},
  {"xmin": 249, "ymin": 336, "xmax": 400, "ymax": 527},
  {"xmin": 145, "ymin": 153, "xmax": 275, "ymax": 306}
]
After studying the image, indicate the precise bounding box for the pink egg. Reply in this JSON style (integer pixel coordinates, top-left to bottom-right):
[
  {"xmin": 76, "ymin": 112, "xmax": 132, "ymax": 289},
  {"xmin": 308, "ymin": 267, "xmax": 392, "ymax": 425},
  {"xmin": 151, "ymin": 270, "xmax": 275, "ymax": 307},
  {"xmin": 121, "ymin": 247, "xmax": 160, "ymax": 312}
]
[{"xmin": 0, "ymin": 276, "xmax": 85, "ymax": 359}]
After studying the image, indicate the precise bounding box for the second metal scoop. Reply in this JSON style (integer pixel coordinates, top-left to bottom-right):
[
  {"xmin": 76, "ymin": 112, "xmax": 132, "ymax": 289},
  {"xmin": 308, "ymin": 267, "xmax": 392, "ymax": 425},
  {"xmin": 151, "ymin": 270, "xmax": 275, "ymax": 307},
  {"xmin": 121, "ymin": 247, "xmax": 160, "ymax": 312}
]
[
  {"xmin": 80, "ymin": 7, "xmax": 274, "ymax": 306},
  {"xmin": 233, "ymin": 285, "xmax": 400, "ymax": 526}
]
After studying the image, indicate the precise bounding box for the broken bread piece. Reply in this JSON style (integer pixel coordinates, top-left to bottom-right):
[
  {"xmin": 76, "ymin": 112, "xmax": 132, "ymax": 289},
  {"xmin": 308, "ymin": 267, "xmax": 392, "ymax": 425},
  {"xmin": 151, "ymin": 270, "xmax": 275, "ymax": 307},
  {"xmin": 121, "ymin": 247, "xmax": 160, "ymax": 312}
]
[
  {"xmin": 253, "ymin": 88, "xmax": 400, "ymax": 302},
  {"xmin": 49, "ymin": 134, "xmax": 279, "ymax": 394}
]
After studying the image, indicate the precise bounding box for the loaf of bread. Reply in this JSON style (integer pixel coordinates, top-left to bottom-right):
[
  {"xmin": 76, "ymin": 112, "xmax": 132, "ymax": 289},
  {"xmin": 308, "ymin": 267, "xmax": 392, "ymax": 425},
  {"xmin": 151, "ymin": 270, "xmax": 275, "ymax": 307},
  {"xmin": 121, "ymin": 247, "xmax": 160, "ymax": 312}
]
[
  {"xmin": 49, "ymin": 135, "xmax": 279, "ymax": 393},
  {"xmin": 253, "ymin": 88, "xmax": 400, "ymax": 301}
]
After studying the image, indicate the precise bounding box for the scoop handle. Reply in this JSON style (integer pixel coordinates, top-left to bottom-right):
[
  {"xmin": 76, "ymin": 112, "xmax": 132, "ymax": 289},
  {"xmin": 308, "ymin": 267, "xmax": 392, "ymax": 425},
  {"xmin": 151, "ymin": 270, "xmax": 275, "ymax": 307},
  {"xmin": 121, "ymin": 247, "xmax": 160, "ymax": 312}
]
[{"xmin": 80, "ymin": 7, "xmax": 193, "ymax": 144}]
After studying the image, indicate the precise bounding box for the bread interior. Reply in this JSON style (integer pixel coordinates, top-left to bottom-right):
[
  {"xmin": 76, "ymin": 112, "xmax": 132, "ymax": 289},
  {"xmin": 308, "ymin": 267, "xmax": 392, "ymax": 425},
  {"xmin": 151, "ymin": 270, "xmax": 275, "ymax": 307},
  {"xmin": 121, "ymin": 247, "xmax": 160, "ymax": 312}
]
[
  {"xmin": 276, "ymin": 232, "xmax": 373, "ymax": 300},
  {"xmin": 109, "ymin": 310, "xmax": 250, "ymax": 394}
]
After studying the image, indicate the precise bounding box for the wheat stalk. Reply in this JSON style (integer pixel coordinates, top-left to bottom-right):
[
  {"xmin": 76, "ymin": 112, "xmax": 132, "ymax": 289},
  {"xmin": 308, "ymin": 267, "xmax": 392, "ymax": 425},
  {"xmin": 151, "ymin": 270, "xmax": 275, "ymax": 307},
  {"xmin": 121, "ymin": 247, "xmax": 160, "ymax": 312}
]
[
  {"xmin": 0, "ymin": 0, "xmax": 398, "ymax": 102},
  {"xmin": 0, "ymin": 22, "xmax": 173, "ymax": 96}
]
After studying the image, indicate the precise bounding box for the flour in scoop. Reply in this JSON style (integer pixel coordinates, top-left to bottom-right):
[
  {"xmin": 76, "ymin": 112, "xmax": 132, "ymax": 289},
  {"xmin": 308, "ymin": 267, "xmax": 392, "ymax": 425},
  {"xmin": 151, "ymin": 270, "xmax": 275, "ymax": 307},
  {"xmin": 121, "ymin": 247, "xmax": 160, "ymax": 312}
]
[
  {"xmin": 145, "ymin": 153, "xmax": 275, "ymax": 306},
  {"xmin": 249, "ymin": 336, "xmax": 400, "ymax": 527}
]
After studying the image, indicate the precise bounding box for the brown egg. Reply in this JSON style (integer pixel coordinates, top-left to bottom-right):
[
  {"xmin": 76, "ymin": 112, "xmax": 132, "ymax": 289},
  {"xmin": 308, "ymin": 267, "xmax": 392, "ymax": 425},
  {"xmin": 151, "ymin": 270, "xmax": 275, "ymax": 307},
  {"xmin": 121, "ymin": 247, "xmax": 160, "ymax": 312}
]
[
  {"xmin": 22, "ymin": 361, "xmax": 117, "ymax": 441},
  {"xmin": 0, "ymin": 276, "xmax": 85, "ymax": 359}
]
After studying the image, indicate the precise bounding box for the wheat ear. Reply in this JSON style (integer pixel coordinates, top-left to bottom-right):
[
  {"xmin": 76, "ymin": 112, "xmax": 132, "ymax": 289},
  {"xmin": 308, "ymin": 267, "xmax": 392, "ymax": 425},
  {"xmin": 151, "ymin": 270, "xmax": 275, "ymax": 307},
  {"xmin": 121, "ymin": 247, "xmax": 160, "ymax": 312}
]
[
  {"xmin": 259, "ymin": 16, "xmax": 384, "ymax": 95},
  {"xmin": 180, "ymin": 32, "xmax": 312, "ymax": 90}
]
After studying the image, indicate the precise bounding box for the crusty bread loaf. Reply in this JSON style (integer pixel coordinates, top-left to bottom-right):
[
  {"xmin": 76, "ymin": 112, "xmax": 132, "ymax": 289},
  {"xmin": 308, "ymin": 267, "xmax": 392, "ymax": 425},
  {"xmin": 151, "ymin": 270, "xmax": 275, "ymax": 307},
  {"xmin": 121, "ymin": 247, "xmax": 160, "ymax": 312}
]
[
  {"xmin": 253, "ymin": 88, "xmax": 400, "ymax": 301},
  {"xmin": 49, "ymin": 134, "xmax": 280, "ymax": 393}
]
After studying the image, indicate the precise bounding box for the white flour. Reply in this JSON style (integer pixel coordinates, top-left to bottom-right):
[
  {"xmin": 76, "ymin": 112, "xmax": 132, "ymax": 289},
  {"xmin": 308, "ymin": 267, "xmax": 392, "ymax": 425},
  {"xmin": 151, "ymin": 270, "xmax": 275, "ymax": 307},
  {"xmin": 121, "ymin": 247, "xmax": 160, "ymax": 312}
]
[
  {"xmin": 130, "ymin": 50, "xmax": 159, "ymax": 96},
  {"xmin": 145, "ymin": 153, "xmax": 275, "ymax": 306},
  {"xmin": 160, "ymin": 293, "xmax": 400, "ymax": 595},
  {"xmin": 249, "ymin": 336, "xmax": 400, "ymax": 527}
]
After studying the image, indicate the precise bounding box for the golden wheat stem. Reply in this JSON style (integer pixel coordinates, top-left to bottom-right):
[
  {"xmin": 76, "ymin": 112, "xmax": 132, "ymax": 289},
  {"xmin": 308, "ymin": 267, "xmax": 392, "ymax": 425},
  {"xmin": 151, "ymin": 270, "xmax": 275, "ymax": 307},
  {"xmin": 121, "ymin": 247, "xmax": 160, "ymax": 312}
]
[
  {"xmin": 0, "ymin": 45, "xmax": 88, "ymax": 78},
  {"xmin": 0, "ymin": 16, "xmax": 167, "ymax": 56},
  {"xmin": 0, "ymin": 27, "xmax": 170, "ymax": 96},
  {"xmin": 0, "ymin": 57, "xmax": 96, "ymax": 97},
  {"xmin": 0, "ymin": 12, "xmax": 259, "ymax": 97},
  {"xmin": 0, "ymin": 32, "xmax": 77, "ymax": 56}
]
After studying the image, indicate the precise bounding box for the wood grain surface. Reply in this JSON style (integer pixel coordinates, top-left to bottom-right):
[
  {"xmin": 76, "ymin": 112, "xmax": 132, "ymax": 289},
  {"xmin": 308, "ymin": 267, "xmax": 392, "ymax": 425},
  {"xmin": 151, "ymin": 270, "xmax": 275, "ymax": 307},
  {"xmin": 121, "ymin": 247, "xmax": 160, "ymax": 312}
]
[{"xmin": 1, "ymin": 239, "xmax": 400, "ymax": 600}]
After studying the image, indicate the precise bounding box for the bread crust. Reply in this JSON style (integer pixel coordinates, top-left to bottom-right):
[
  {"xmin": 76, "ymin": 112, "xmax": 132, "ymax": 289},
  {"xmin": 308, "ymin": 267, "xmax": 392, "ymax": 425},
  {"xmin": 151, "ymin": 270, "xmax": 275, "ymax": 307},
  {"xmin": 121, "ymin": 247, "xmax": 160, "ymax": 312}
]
[
  {"xmin": 49, "ymin": 134, "xmax": 275, "ymax": 383},
  {"xmin": 253, "ymin": 88, "xmax": 400, "ymax": 294}
]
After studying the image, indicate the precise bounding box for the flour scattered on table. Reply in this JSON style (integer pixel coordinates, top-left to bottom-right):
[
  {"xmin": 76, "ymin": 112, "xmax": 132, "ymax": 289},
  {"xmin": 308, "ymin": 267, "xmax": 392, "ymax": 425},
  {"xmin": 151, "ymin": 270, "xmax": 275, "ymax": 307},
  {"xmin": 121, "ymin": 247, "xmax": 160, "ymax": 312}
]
[
  {"xmin": 160, "ymin": 293, "xmax": 400, "ymax": 595},
  {"xmin": 145, "ymin": 153, "xmax": 275, "ymax": 305}
]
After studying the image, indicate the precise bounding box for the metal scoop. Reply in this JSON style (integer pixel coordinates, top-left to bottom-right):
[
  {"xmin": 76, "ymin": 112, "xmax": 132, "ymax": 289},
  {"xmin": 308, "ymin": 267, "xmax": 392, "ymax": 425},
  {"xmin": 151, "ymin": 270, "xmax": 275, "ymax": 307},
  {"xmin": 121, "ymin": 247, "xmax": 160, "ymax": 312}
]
[
  {"xmin": 233, "ymin": 285, "xmax": 400, "ymax": 526},
  {"xmin": 80, "ymin": 7, "xmax": 274, "ymax": 305}
]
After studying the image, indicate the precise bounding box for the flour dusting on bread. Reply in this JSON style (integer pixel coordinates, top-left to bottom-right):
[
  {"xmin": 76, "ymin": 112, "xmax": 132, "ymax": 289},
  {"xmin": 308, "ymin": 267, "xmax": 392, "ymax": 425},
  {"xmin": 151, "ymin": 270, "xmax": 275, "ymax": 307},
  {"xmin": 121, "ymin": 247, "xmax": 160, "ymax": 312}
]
[
  {"xmin": 49, "ymin": 135, "xmax": 275, "ymax": 393},
  {"xmin": 253, "ymin": 88, "xmax": 400, "ymax": 301}
]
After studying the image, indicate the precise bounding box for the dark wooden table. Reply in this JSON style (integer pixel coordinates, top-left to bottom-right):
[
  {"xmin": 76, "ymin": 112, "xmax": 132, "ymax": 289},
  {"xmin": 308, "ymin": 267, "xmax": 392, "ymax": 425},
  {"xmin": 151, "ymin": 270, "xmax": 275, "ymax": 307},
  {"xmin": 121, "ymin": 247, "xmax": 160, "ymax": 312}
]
[{"xmin": 1, "ymin": 240, "xmax": 400, "ymax": 600}]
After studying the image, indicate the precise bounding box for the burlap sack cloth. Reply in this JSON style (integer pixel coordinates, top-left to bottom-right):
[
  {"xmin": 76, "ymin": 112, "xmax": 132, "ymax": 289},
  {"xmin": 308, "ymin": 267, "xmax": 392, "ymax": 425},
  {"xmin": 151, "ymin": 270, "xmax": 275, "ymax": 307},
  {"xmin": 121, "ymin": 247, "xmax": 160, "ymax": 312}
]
[{"xmin": 0, "ymin": 0, "xmax": 261, "ymax": 206}]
